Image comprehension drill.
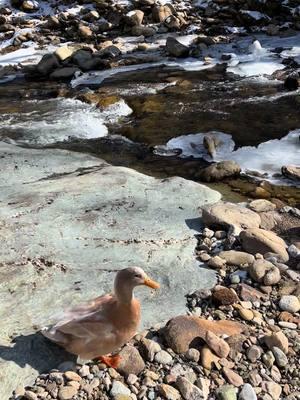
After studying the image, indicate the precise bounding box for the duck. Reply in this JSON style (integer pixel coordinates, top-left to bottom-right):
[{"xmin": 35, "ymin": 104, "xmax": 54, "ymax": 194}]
[{"xmin": 42, "ymin": 267, "xmax": 160, "ymax": 368}]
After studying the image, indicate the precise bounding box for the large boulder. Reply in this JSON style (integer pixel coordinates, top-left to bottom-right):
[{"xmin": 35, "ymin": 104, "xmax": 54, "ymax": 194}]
[
  {"xmin": 239, "ymin": 228, "xmax": 289, "ymax": 262},
  {"xmin": 202, "ymin": 202, "xmax": 261, "ymax": 235},
  {"xmin": 0, "ymin": 142, "xmax": 220, "ymax": 399}
]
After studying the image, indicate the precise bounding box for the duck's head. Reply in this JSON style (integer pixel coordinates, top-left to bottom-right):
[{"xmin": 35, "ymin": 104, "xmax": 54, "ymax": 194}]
[{"xmin": 115, "ymin": 267, "xmax": 160, "ymax": 290}]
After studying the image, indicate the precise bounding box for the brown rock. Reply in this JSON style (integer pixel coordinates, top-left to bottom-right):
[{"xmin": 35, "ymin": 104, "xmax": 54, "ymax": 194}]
[
  {"xmin": 239, "ymin": 228, "xmax": 289, "ymax": 262},
  {"xmin": 248, "ymin": 199, "xmax": 276, "ymax": 213},
  {"xmin": 239, "ymin": 283, "xmax": 267, "ymax": 302},
  {"xmin": 202, "ymin": 201, "xmax": 261, "ymax": 234},
  {"xmin": 281, "ymin": 165, "xmax": 300, "ymax": 182},
  {"xmin": 212, "ymin": 288, "xmax": 239, "ymax": 306},
  {"xmin": 198, "ymin": 161, "xmax": 241, "ymax": 182},
  {"xmin": 64, "ymin": 371, "xmax": 81, "ymax": 382},
  {"xmin": 262, "ymin": 381, "xmax": 282, "ymax": 400},
  {"xmin": 78, "ymin": 25, "xmax": 93, "ymax": 39},
  {"xmin": 176, "ymin": 376, "xmax": 205, "ymax": 399},
  {"xmin": 138, "ymin": 337, "xmax": 161, "ymax": 361},
  {"xmin": 222, "ymin": 368, "xmax": 244, "ymax": 387},
  {"xmin": 58, "ymin": 386, "xmax": 78, "ymax": 400},
  {"xmin": 264, "ymin": 331, "xmax": 289, "ymax": 354},
  {"xmin": 201, "ymin": 345, "xmax": 220, "ymax": 370},
  {"xmin": 117, "ymin": 345, "xmax": 145, "ymax": 376},
  {"xmin": 163, "ymin": 315, "xmax": 246, "ymax": 354},
  {"xmin": 218, "ymin": 250, "xmax": 254, "ymax": 266},
  {"xmin": 158, "ymin": 384, "xmax": 181, "ymax": 400},
  {"xmin": 205, "ymin": 331, "xmax": 230, "ymax": 358}
]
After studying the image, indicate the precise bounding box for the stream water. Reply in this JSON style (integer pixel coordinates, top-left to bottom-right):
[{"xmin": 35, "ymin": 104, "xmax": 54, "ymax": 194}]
[{"xmin": 0, "ymin": 59, "xmax": 299, "ymax": 203}]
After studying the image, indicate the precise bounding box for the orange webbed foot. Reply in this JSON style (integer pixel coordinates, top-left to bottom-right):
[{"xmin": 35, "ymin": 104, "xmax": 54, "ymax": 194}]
[{"xmin": 95, "ymin": 354, "xmax": 122, "ymax": 369}]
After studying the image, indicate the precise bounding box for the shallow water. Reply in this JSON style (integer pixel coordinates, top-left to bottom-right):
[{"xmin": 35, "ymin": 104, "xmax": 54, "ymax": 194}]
[{"xmin": 0, "ymin": 62, "xmax": 299, "ymax": 201}]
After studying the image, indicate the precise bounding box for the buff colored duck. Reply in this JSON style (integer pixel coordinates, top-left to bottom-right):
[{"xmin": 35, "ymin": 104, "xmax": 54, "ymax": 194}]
[{"xmin": 42, "ymin": 267, "xmax": 160, "ymax": 367}]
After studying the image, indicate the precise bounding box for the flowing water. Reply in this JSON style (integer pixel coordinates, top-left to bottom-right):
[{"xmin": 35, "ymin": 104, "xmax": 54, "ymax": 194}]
[{"xmin": 0, "ymin": 62, "xmax": 299, "ymax": 202}]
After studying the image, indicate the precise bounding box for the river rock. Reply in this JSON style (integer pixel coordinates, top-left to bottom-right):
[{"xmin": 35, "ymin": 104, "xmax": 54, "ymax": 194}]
[
  {"xmin": 176, "ymin": 376, "xmax": 204, "ymax": 399},
  {"xmin": 202, "ymin": 202, "xmax": 261, "ymax": 235},
  {"xmin": 58, "ymin": 386, "xmax": 78, "ymax": 400},
  {"xmin": 166, "ymin": 37, "xmax": 189, "ymax": 57},
  {"xmin": 125, "ymin": 10, "xmax": 144, "ymax": 26},
  {"xmin": 205, "ymin": 331, "xmax": 230, "ymax": 358},
  {"xmin": 110, "ymin": 381, "xmax": 131, "ymax": 397},
  {"xmin": 219, "ymin": 251, "xmax": 254, "ymax": 266},
  {"xmin": 216, "ymin": 385, "xmax": 237, "ymax": 400},
  {"xmin": 248, "ymin": 260, "xmax": 281, "ymax": 285},
  {"xmin": 36, "ymin": 53, "xmax": 60, "ymax": 75},
  {"xmin": 198, "ymin": 161, "xmax": 241, "ymax": 182},
  {"xmin": 55, "ymin": 46, "xmax": 74, "ymax": 61},
  {"xmin": 117, "ymin": 345, "xmax": 145, "ymax": 376},
  {"xmin": 261, "ymin": 381, "xmax": 282, "ymax": 400},
  {"xmin": 239, "ymin": 383, "xmax": 257, "ymax": 400},
  {"xmin": 279, "ymin": 295, "xmax": 300, "ymax": 313},
  {"xmin": 154, "ymin": 350, "xmax": 173, "ymax": 365},
  {"xmin": 163, "ymin": 315, "xmax": 245, "ymax": 353},
  {"xmin": 222, "ymin": 368, "xmax": 243, "ymax": 387},
  {"xmin": 248, "ymin": 199, "xmax": 276, "ymax": 213},
  {"xmin": 281, "ymin": 165, "xmax": 300, "ymax": 182},
  {"xmin": 239, "ymin": 228, "xmax": 289, "ymax": 262},
  {"xmin": 0, "ymin": 142, "xmax": 220, "ymax": 399},
  {"xmin": 158, "ymin": 384, "xmax": 181, "ymax": 400},
  {"xmin": 212, "ymin": 288, "xmax": 239, "ymax": 305},
  {"xmin": 264, "ymin": 331, "xmax": 289, "ymax": 354},
  {"xmin": 50, "ymin": 67, "xmax": 79, "ymax": 80},
  {"xmin": 139, "ymin": 338, "xmax": 161, "ymax": 361},
  {"xmin": 272, "ymin": 347, "xmax": 288, "ymax": 368}
]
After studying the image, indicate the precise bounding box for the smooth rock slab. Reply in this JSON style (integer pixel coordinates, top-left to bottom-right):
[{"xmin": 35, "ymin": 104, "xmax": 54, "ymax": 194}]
[{"xmin": 0, "ymin": 142, "xmax": 220, "ymax": 400}]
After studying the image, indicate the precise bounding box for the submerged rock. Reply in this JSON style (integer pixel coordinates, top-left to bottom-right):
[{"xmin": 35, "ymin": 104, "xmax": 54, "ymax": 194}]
[{"xmin": 197, "ymin": 161, "xmax": 241, "ymax": 182}]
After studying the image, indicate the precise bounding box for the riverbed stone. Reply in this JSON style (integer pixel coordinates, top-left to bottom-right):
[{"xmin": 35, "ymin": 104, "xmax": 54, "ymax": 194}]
[
  {"xmin": 0, "ymin": 142, "xmax": 220, "ymax": 400},
  {"xmin": 279, "ymin": 295, "xmax": 300, "ymax": 313},
  {"xmin": 239, "ymin": 228, "xmax": 289, "ymax": 262},
  {"xmin": 218, "ymin": 251, "xmax": 254, "ymax": 266},
  {"xmin": 202, "ymin": 202, "xmax": 261, "ymax": 235},
  {"xmin": 164, "ymin": 315, "xmax": 245, "ymax": 354}
]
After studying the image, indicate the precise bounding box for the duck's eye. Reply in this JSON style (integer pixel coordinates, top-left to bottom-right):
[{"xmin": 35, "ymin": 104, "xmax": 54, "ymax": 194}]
[{"xmin": 134, "ymin": 274, "xmax": 141, "ymax": 278}]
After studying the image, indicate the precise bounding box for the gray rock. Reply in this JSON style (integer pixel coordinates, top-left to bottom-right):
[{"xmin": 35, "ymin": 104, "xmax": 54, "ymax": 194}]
[
  {"xmin": 272, "ymin": 346, "xmax": 288, "ymax": 368},
  {"xmin": 166, "ymin": 36, "xmax": 189, "ymax": 57},
  {"xmin": 0, "ymin": 142, "xmax": 220, "ymax": 399},
  {"xmin": 217, "ymin": 385, "xmax": 237, "ymax": 400},
  {"xmin": 110, "ymin": 380, "xmax": 131, "ymax": 397},
  {"xmin": 50, "ymin": 67, "xmax": 79, "ymax": 80},
  {"xmin": 177, "ymin": 376, "xmax": 205, "ymax": 399},
  {"xmin": 279, "ymin": 295, "xmax": 300, "ymax": 313},
  {"xmin": 239, "ymin": 383, "xmax": 257, "ymax": 400},
  {"xmin": 154, "ymin": 350, "xmax": 173, "ymax": 365},
  {"xmin": 36, "ymin": 53, "xmax": 60, "ymax": 75}
]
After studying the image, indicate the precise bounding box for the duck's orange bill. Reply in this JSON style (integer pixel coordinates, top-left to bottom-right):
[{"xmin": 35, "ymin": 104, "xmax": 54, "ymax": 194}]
[{"xmin": 143, "ymin": 277, "xmax": 160, "ymax": 289}]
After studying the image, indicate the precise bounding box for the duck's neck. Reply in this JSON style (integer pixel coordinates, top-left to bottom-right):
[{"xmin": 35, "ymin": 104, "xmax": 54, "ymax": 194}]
[{"xmin": 114, "ymin": 280, "xmax": 134, "ymax": 304}]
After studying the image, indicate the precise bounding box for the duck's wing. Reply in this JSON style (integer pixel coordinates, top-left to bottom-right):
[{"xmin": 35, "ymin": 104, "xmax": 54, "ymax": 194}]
[{"xmin": 42, "ymin": 294, "xmax": 115, "ymax": 344}]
